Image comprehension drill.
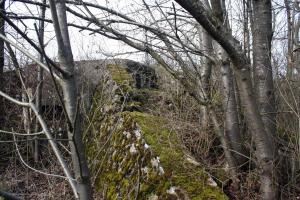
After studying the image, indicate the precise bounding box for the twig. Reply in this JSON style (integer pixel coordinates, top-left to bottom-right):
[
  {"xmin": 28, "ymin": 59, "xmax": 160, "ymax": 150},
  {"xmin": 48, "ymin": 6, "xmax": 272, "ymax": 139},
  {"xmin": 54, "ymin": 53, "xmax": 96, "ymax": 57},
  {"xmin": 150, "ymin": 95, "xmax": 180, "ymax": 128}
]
[
  {"xmin": 0, "ymin": 129, "xmax": 44, "ymax": 136},
  {"xmin": 0, "ymin": 90, "xmax": 79, "ymax": 198},
  {"xmin": 0, "ymin": 11, "xmax": 67, "ymax": 78},
  {"xmin": 0, "ymin": 190, "xmax": 21, "ymax": 200},
  {"xmin": 13, "ymin": 134, "xmax": 71, "ymax": 180},
  {"xmin": 0, "ymin": 34, "xmax": 59, "ymax": 80}
]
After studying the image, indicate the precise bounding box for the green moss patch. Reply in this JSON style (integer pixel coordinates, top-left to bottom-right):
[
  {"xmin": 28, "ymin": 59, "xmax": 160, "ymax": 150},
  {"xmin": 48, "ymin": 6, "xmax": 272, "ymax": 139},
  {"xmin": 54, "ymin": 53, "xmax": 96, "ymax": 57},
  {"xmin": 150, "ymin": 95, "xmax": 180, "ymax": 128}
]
[
  {"xmin": 84, "ymin": 63, "xmax": 227, "ymax": 199},
  {"xmin": 128, "ymin": 112, "xmax": 227, "ymax": 200},
  {"xmin": 107, "ymin": 64, "xmax": 134, "ymax": 93},
  {"xmin": 85, "ymin": 110, "xmax": 227, "ymax": 199}
]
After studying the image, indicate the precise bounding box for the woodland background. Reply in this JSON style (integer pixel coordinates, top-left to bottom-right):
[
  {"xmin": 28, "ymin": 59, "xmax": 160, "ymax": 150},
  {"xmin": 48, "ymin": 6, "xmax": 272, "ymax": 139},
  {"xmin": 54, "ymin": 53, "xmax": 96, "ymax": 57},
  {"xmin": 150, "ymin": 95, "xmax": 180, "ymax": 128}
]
[{"xmin": 0, "ymin": 0, "xmax": 299, "ymax": 199}]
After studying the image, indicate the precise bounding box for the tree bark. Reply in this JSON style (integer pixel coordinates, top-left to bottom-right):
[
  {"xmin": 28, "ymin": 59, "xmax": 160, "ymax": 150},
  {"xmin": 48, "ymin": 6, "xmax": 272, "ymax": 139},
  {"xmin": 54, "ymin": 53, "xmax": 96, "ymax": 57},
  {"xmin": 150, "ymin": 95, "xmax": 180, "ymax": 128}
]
[
  {"xmin": 251, "ymin": 1, "xmax": 278, "ymax": 196},
  {"xmin": 198, "ymin": 25, "xmax": 243, "ymax": 174},
  {"xmin": 175, "ymin": 0, "xmax": 277, "ymax": 198},
  {"xmin": 235, "ymin": 67, "xmax": 276, "ymax": 199},
  {"xmin": 210, "ymin": 107, "xmax": 239, "ymax": 175},
  {"xmin": 285, "ymin": 0, "xmax": 293, "ymax": 78},
  {"xmin": 0, "ymin": 0, "xmax": 4, "ymax": 128},
  {"xmin": 199, "ymin": 26, "xmax": 213, "ymax": 128},
  {"xmin": 22, "ymin": 92, "xmax": 30, "ymax": 135},
  {"xmin": 220, "ymin": 62, "xmax": 246, "ymax": 169},
  {"xmin": 252, "ymin": 0, "xmax": 276, "ymax": 140},
  {"xmin": 34, "ymin": 0, "xmax": 46, "ymax": 163},
  {"xmin": 49, "ymin": 0, "xmax": 92, "ymax": 199},
  {"xmin": 243, "ymin": 0, "xmax": 251, "ymax": 59},
  {"xmin": 293, "ymin": 3, "xmax": 300, "ymax": 79},
  {"xmin": 210, "ymin": 0, "xmax": 247, "ymax": 171}
]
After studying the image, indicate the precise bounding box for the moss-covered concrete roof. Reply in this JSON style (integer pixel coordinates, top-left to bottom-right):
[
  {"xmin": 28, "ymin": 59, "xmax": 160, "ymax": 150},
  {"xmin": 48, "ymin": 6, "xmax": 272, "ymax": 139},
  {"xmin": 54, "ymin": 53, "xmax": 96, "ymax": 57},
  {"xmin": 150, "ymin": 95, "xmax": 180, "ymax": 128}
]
[{"xmin": 84, "ymin": 60, "xmax": 228, "ymax": 199}]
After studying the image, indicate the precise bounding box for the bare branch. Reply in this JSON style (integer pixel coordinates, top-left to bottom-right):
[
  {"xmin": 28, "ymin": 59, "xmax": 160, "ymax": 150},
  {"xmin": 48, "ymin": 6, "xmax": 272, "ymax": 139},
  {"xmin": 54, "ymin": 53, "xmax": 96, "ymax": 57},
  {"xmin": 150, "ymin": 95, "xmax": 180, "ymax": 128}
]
[
  {"xmin": 0, "ymin": 33, "xmax": 60, "ymax": 79},
  {"xmin": 0, "ymin": 129, "xmax": 44, "ymax": 136}
]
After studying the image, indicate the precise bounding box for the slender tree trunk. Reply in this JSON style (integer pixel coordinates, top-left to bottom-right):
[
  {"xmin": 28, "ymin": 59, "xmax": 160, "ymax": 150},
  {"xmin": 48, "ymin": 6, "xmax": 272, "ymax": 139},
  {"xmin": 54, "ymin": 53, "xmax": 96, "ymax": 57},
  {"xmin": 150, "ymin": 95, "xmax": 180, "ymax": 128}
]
[
  {"xmin": 293, "ymin": 3, "xmax": 300, "ymax": 78},
  {"xmin": 210, "ymin": 107, "xmax": 238, "ymax": 176},
  {"xmin": 22, "ymin": 92, "xmax": 30, "ymax": 134},
  {"xmin": 252, "ymin": 0, "xmax": 276, "ymax": 139},
  {"xmin": 285, "ymin": 0, "xmax": 293, "ymax": 78},
  {"xmin": 49, "ymin": 0, "xmax": 92, "ymax": 199},
  {"xmin": 220, "ymin": 62, "xmax": 246, "ymax": 169},
  {"xmin": 243, "ymin": 0, "xmax": 251, "ymax": 60},
  {"xmin": 0, "ymin": 0, "xmax": 4, "ymax": 128},
  {"xmin": 34, "ymin": 0, "xmax": 46, "ymax": 163},
  {"xmin": 235, "ymin": 66, "xmax": 277, "ymax": 200},
  {"xmin": 175, "ymin": 0, "xmax": 277, "ymax": 198},
  {"xmin": 199, "ymin": 27, "xmax": 213, "ymax": 128},
  {"xmin": 198, "ymin": 25, "xmax": 243, "ymax": 174},
  {"xmin": 252, "ymin": 1, "xmax": 277, "ymax": 198},
  {"xmin": 210, "ymin": 0, "xmax": 247, "ymax": 171}
]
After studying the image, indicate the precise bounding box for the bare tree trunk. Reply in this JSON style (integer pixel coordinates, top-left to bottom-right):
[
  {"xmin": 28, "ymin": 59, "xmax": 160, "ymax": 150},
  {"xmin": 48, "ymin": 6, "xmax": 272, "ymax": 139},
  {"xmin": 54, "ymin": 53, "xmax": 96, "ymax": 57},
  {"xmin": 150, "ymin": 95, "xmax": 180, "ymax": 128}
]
[
  {"xmin": 197, "ymin": 24, "xmax": 241, "ymax": 172},
  {"xmin": 209, "ymin": 107, "xmax": 240, "ymax": 176},
  {"xmin": 34, "ymin": 0, "xmax": 46, "ymax": 163},
  {"xmin": 210, "ymin": 0, "xmax": 247, "ymax": 171},
  {"xmin": 243, "ymin": 0, "xmax": 251, "ymax": 59},
  {"xmin": 236, "ymin": 68, "xmax": 277, "ymax": 200},
  {"xmin": 252, "ymin": 2, "xmax": 277, "ymax": 197},
  {"xmin": 293, "ymin": 3, "xmax": 300, "ymax": 79},
  {"xmin": 199, "ymin": 27, "xmax": 213, "ymax": 128},
  {"xmin": 0, "ymin": 0, "xmax": 4, "ymax": 128},
  {"xmin": 252, "ymin": 0, "xmax": 276, "ymax": 139},
  {"xmin": 22, "ymin": 92, "xmax": 30, "ymax": 134},
  {"xmin": 220, "ymin": 62, "xmax": 246, "ymax": 169},
  {"xmin": 285, "ymin": 0, "xmax": 294, "ymax": 79},
  {"xmin": 175, "ymin": 0, "xmax": 277, "ymax": 198},
  {"xmin": 49, "ymin": 0, "xmax": 92, "ymax": 199},
  {"xmin": 199, "ymin": 25, "xmax": 244, "ymax": 174}
]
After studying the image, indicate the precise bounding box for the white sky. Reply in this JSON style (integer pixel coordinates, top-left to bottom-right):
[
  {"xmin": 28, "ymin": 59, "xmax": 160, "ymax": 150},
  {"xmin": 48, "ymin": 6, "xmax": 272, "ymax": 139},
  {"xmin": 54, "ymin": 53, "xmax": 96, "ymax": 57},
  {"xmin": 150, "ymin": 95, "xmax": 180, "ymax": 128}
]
[
  {"xmin": 7, "ymin": 0, "xmax": 145, "ymax": 63},
  {"xmin": 5, "ymin": 0, "xmax": 289, "ymax": 73}
]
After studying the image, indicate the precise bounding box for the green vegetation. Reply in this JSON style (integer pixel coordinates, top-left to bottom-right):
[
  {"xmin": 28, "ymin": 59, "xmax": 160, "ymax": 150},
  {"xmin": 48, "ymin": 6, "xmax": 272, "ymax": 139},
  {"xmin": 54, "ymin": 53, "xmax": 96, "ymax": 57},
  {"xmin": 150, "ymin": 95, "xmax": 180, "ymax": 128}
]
[
  {"xmin": 84, "ymin": 64, "xmax": 227, "ymax": 199},
  {"xmin": 129, "ymin": 112, "xmax": 227, "ymax": 200},
  {"xmin": 107, "ymin": 64, "xmax": 134, "ymax": 93}
]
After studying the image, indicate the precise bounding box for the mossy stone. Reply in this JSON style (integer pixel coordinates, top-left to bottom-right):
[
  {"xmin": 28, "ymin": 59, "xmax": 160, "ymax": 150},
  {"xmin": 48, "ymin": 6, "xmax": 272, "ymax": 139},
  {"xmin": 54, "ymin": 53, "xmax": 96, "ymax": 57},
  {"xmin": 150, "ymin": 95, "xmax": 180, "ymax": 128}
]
[{"xmin": 84, "ymin": 63, "xmax": 228, "ymax": 199}]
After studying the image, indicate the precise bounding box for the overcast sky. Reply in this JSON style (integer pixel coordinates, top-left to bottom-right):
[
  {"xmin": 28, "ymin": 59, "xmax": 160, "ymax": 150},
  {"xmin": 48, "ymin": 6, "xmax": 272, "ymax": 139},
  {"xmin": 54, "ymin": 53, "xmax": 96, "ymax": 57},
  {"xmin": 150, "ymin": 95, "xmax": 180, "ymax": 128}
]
[
  {"xmin": 7, "ymin": 0, "xmax": 145, "ymax": 63},
  {"xmin": 5, "ymin": 0, "xmax": 289, "ymax": 73}
]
